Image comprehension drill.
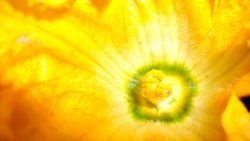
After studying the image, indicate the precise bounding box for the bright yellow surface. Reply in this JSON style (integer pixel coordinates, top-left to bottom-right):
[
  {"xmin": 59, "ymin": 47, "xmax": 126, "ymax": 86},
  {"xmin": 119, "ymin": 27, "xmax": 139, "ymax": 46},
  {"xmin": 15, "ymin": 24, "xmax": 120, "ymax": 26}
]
[
  {"xmin": 0, "ymin": 0, "xmax": 250, "ymax": 141},
  {"xmin": 222, "ymin": 73, "xmax": 250, "ymax": 141},
  {"xmin": 234, "ymin": 73, "xmax": 250, "ymax": 97},
  {"xmin": 222, "ymin": 94, "xmax": 250, "ymax": 141}
]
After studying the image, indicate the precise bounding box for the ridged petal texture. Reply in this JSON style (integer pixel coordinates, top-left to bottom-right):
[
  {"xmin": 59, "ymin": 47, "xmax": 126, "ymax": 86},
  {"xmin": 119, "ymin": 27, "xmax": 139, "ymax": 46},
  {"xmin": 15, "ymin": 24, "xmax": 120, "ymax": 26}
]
[{"xmin": 0, "ymin": 0, "xmax": 250, "ymax": 141}]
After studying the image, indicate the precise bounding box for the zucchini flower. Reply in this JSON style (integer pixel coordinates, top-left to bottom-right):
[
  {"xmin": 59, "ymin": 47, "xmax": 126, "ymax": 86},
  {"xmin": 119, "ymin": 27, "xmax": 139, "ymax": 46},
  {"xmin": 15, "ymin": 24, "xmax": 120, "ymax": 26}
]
[{"xmin": 0, "ymin": 0, "xmax": 249, "ymax": 141}]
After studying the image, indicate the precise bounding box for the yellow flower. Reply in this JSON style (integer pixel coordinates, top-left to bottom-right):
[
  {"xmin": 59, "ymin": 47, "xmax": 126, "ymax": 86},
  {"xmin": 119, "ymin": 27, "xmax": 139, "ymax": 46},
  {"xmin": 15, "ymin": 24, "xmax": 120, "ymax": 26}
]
[{"xmin": 0, "ymin": 0, "xmax": 249, "ymax": 141}]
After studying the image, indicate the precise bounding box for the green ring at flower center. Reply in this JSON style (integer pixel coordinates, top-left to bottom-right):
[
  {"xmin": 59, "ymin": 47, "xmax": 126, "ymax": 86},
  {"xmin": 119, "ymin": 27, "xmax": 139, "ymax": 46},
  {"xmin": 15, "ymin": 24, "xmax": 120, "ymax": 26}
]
[{"xmin": 128, "ymin": 64, "xmax": 196, "ymax": 122}]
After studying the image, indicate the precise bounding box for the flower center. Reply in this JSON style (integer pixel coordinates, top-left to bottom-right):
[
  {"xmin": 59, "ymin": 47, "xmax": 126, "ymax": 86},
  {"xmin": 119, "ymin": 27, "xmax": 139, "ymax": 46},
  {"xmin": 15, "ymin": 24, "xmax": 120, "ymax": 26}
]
[
  {"xmin": 128, "ymin": 64, "xmax": 196, "ymax": 122},
  {"xmin": 138, "ymin": 70, "xmax": 173, "ymax": 106}
]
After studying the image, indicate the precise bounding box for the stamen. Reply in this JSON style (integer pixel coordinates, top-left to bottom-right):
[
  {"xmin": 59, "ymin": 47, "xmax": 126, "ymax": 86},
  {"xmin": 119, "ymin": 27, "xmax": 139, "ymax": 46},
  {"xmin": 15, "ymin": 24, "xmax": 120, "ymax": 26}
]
[
  {"xmin": 128, "ymin": 64, "xmax": 196, "ymax": 122},
  {"xmin": 138, "ymin": 70, "xmax": 173, "ymax": 106}
]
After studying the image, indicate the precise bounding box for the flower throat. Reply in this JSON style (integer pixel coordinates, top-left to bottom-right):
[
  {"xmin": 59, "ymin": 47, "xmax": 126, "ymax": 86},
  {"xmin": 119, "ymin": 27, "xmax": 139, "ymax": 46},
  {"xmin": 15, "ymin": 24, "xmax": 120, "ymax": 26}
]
[{"xmin": 128, "ymin": 64, "xmax": 197, "ymax": 122}]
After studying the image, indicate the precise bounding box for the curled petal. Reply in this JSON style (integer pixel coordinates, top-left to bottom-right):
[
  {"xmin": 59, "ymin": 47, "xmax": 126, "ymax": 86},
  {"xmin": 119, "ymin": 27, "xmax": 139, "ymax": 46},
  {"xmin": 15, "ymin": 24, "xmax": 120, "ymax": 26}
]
[{"xmin": 222, "ymin": 94, "xmax": 250, "ymax": 141}]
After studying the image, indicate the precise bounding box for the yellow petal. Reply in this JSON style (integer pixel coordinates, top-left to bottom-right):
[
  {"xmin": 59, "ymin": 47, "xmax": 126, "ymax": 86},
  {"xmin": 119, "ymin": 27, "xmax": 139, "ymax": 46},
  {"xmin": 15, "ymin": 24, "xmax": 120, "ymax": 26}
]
[
  {"xmin": 234, "ymin": 73, "xmax": 250, "ymax": 97},
  {"xmin": 222, "ymin": 94, "xmax": 250, "ymax": 141}
]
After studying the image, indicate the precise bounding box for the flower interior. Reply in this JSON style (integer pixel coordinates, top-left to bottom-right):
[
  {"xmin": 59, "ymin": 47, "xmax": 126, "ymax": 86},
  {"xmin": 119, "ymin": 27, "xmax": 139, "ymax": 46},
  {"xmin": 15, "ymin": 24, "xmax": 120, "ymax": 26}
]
[{"xmin": 128, "ymin": 63, "xmax": 196, "ymax": 122}]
